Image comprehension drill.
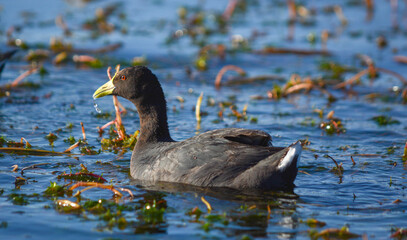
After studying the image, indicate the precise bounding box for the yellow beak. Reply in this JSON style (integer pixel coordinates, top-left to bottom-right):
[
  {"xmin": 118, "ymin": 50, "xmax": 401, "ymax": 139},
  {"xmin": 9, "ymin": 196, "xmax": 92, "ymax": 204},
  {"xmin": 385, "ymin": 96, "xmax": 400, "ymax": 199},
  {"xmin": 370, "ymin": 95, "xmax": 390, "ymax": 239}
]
[{"xmin": 93, "ymin": 80, "xmax": 115, "ymax": 99}]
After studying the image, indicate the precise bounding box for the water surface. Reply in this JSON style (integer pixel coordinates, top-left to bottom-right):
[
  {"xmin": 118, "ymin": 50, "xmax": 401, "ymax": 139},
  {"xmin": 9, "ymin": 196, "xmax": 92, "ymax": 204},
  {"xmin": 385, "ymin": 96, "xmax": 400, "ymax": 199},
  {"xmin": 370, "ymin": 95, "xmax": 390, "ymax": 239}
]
[{"xmin": 0, "ymin": 0, "xmax": 406, "ymax": 239}]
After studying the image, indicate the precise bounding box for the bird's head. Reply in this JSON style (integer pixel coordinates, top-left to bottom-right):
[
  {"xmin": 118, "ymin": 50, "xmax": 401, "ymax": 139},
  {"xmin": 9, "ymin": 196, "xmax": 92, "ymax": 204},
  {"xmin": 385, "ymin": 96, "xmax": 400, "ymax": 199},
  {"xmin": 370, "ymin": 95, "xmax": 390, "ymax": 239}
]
[{"xmin": 93, "ymin": 66, "xmax": 159, "ymax": 101}]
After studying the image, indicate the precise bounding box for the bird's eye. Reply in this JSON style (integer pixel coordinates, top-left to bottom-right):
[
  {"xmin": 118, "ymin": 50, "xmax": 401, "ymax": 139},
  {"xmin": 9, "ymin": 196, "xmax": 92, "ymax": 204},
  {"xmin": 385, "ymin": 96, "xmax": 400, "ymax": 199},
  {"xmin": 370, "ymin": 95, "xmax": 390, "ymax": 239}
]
[{"xmin": 121, "ymin": 75, "xmax": 126, "ymax": 81}]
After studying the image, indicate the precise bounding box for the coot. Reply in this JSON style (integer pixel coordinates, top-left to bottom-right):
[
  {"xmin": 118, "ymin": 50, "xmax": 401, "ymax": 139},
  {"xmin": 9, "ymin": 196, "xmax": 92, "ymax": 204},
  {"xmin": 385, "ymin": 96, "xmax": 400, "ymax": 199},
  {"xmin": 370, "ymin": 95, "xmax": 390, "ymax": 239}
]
[{"xmin": 93, "ymin": 66, "xmax": 302, "ymax": 190}]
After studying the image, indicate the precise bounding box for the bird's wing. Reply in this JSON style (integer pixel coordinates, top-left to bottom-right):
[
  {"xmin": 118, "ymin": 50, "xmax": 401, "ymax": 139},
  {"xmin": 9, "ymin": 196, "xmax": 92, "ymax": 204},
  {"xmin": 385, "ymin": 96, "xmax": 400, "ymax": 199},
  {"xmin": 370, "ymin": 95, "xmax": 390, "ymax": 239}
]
[
  {"xmin": 194, "ymin": 128, "xmax": 272, "ymax": 146},
  {"xmin": 159, "ymin": 129, "xmax": 285, "ymax": 186}
]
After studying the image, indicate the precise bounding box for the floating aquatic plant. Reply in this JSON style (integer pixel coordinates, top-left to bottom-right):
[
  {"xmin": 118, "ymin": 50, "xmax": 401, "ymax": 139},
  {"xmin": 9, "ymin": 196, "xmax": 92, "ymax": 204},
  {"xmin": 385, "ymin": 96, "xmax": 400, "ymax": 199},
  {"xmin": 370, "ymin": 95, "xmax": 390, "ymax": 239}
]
[
  {"xmin": 187, "ymin": 206, "xmax": 203, "ymax": 221},
  {"xmin": 305, "ymin": 218, "xmax": 326, "ymax": 228},
  {"xmin": 371, "ymin": 115, "xmax": 400, "ymax": 126},
  {"xmin": 44, "ymin": 182, "xmax": 69, "ymax": 197},
  {"xmin": 308, "ymin": 226, "xmax": 360, "ymax": 239},
  {"xmin": 58, "ymin": 172, "xmax": 106, "ymax": 183},
  {"xmin": 45, "ymin": 132, "xmax": 58, "ymax": 146},
  {"xmin": 141, "ymin": 200, "xmax": 166, "ymax": 225},
  {"xmin": 8, "ymin": 193, "xmax": 30, "ymax": 205},
  {"xmin": 55, "ymin": 199, "xmax": 81, "ymax": 213},
  {"xmin": 390, "ymin": 227, "xmax": 407, "ymax": 239},
  {"xmin": 318, "ymin": 60, "xmax": 355, "ymax": 80}
]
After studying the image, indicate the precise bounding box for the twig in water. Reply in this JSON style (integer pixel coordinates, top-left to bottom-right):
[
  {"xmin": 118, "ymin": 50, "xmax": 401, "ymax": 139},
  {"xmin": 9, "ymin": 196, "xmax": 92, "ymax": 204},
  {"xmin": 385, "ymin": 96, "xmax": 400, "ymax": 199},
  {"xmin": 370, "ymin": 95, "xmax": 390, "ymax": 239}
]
[
  {"xmin": 358, "ymin": 54, "xmax": 376, "ymax": 77},
  {"xmin": 390, "ymin": 0, "xmax": 399, "ymax": 29},
  {"xmin": 106, "ymin": 65, "xmax": 126, "ymax": 140},
  {"xmin": 80, "ymin": 163, "xmax": 88, "ymax": 172},
  {"xmin": 64, "ymin": 141, "xmax": 80, "ymax": 153},
  {"xmin": 58, "ymin": 43, "xmax": 122, "ymax": 55},
  {"xmin": 321, "ymin": 30, "xmax": 329, "ymax": 50},
  {"xmin": 10, "ymin": 67, "xmax": 38, "ymax": 87},
  {"xmin": 285, "ymin": 82, "xmax": 313, "ymax": 95},
  {"xmin": 107, "ymin": 66, "xmax": 113, "ymax": 79},
  {"xmin": 254, "ymin": 47, "xmax": 331, "ymax": 56},
  {"xmin": 72, "ymin": 186, "xmax": 97, "ymax": 197},
  {"xmin": 325, "ymin": 155, "xmax": 339, "ymax": 168},
  {"xmin": 201, "ymin": 196, "xmax": 212, "ymax": 213},
  {"xmin": 215, "ymin": 65, "xmax": 245, "ymax": 89},
  {"xmin": 116, "ymin": 99, "xmax": 127, "ymax": 114},
  {"xmin": 325, "ymin": 154, "xmax": 343, "ymax": 175},
  {"xmin": 20, "ymin": 137, "xmax": 31, "ymax": 148},
  {"xmin": 118, "ymin": 187, "xmax": 134, "ymax": 198},
  {"xmin": 0, "ymin": 147, "xmax": 70, "ymax": 156},
  {"xmin": 80, "ymin": 122, "xmax": 86, "ymax": 141},
  {"xmin": 100, "ymin": 120, "xmax": 115, "ymax": 131},
  {"xmin": 223, "ymin": 0, "xmax": 238, "ymax": 21},
  {"xmin": 223, "ymin": 75, "xmax": 284, "ymax": 86},
  {"xmin": 334, "ymin": 5, "xmax": 348, "ymax": 25},
  {"xmin": 113, "ymin": 96, "xmax": 126, "ymax": 140},
  {"xmin": 335, "ymin": 66, "xmax": 407, "ymax": 89},
  {"xmin": 351, "ymin": 156, "xmax": 356, "ymax": 166},
  {"xmin": 82, "ymin": 43, "xmax": 122, "ymax": 54},
  {"xmin": 21, "ymin": 163, "xmax": 50, "ymax": 174},
  {"xmin": 334, "ymin": 69, "xmax": 369, "ymax": 89},
  {"xmin": 299, "ymin": 170, "xmax": 311, "ymax": 175},
  {"xmin": 345, "ymin": 153, "xmax": 382, "ymax": 157},
  {"xmin": 11, "ymin": 165, "xmax": 18, "ymax": 172},
  {"xmin": 392, "ymin": 199, "xmax": 402, "ymax": 204},
  {"xmin": 72, "ymin": 55, "xmax": 97, "ymax": 63},
  {"xmin": 365, "ymin": 0, "xmax": 374, "ymax": 10},
  {"xmin": 394, "ymin": 55, "xmax": 407, "ymax": 64},
  {"xmin": 376, "ymin": 67, "xmax": 407, "ymax": 85},
  {"xmin": 196, "ymin": 92, "xmax": 203, "ymax": 123},
  {"xmin": 287, "ymin": 0, "xmax": 296, "ymax": 21},
  {"xmin": 70, "ymin": 182, "xmax": 123, "ymax": 198}
]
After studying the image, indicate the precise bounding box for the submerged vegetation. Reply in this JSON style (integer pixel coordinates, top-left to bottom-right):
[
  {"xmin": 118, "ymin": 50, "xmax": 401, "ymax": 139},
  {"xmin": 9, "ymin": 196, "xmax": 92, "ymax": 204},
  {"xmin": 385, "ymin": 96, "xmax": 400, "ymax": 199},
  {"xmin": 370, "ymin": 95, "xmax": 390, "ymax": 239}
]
[{"xmin": 0, "ymin": 0, "xmax": 406, "ymax": 239}]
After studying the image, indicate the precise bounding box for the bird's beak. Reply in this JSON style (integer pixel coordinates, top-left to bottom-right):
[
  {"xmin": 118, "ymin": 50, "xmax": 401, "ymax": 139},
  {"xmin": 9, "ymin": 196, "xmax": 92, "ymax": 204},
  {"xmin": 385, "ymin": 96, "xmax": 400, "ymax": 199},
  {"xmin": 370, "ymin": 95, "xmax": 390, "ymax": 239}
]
[{"xmin": 93, "ymin": 80, "xmax": 115, "ymax": 99}]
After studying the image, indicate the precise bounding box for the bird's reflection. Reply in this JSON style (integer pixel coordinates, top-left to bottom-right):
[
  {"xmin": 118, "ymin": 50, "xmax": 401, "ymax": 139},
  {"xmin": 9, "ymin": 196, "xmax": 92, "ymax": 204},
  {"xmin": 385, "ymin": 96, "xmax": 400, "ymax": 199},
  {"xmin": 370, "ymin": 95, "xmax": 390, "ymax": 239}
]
[{"xmin": 131, "ymin": 180, "xmax": 300, "ymax": 238}]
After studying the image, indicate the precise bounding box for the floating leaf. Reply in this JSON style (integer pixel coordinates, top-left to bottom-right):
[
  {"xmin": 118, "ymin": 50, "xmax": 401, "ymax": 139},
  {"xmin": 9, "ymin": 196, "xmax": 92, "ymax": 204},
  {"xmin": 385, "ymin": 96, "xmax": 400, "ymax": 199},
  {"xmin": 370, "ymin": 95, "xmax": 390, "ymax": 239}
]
[
  {"xmin": 306, "ymin": 218, "xmax": 326, "ymax": 228},
  {"xmin": 371, "ymin": 115, "xmax": 400, "ymax": 126}
]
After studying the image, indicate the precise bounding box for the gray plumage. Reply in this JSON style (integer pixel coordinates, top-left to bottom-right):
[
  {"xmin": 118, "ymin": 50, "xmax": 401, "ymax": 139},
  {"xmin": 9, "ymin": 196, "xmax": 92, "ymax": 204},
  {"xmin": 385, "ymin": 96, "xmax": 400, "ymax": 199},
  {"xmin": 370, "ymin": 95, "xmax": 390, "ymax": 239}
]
[{"xmin": 94, "ymin": 66, "xmax": 302, "ymax": 190}]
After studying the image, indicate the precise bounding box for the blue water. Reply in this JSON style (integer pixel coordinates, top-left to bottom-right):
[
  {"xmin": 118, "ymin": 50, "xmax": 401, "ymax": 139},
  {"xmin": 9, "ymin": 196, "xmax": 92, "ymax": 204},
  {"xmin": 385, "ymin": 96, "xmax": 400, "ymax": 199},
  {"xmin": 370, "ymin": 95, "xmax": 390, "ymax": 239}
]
[{"xmin": 0, "ymin": 0, "xmax": 406, "ymax": 239}]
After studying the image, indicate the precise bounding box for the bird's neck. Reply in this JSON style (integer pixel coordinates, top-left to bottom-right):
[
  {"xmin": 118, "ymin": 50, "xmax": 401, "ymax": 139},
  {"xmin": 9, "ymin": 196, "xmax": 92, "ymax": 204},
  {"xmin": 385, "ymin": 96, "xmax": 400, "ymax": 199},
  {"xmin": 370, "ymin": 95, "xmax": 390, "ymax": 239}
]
[{"xmin": 131, "ymin": 94, "xmax": 172, "ymax": 145}]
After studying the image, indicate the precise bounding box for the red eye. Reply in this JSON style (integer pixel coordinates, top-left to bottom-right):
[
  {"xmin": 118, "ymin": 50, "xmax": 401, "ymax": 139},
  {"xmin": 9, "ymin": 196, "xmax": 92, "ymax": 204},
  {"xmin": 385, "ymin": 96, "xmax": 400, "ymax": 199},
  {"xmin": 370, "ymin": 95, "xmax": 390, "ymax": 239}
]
[{"xmin": 121, "ymin": 75, "xmax": 126, "ymax": 81}]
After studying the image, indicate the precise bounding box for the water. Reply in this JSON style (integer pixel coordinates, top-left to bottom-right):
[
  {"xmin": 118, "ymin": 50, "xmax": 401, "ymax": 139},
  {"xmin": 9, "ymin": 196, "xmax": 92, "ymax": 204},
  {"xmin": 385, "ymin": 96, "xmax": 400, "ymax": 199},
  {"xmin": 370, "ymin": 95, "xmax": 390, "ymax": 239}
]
[
  {"xmin": 0, "ymin": 0, "xmax": 406, "ymax": 239},
  {"xmin": 93, "ymin": 100, "xmax": 102, "ymax": 114}
]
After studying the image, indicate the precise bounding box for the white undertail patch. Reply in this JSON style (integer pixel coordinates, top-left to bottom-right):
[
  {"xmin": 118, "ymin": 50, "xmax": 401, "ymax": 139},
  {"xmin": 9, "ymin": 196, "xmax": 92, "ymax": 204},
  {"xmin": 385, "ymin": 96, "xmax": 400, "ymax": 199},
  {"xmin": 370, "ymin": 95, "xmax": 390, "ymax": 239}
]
[{"xmin": 277, "ymin": 141, "xmax": 302, "ymax": 171}]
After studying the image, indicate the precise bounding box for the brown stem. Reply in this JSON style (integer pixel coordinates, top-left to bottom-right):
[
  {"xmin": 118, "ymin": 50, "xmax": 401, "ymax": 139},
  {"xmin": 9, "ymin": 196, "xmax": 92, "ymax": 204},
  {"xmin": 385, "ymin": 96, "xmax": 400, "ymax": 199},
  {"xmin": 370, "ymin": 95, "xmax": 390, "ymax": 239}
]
[
  {"xmin": 113, "ymin": 96, "xmax": 126, "ymax": 139},
  {"xmin": 100, "ymin": 120, "xmax": 116, "ymax": 131},
  {"xmin": 334, "ymin": 69, "xmax": 369, "ymax": 89},
  {"xmin": 107, "ymin": 66, "xmax": 112, "ymax": 80},
  {"xmin": 325, "ymin": 154, "xmax": 342, "ymax": 175},
  {"xmin": 10, "ymin": 68, "xmax": 38, "ymax": 87},
  {"xmin": 287, "ymin": 0, "xmax": 297, "ymax": 21},
  {"xmin": 80, "ymin": 122, "xmax": 86, "ymax": 141},
  {"xmin": 284, "ymin": 82, "xmax": 313, "ymax": 95},
  {"xmin": 223, "ymin": 0, "xmax": 238, "ymax": 21},
  {"xmin": 393, "ymin": 55, "xmax": 407, "ymax": 64},
  {"xmin": 351, "ymin": 156, "xmax": 356, "ymax": 166},
  {"xmin": 215, "ymin": 65, "xmax": 246, "ymax": 89},
  {"xmin": 254, "ymin": 47, "xmax": 331, "ymax": 56},
  {"xmin": 69, "ymin": 182, "xmax": 123, "ymax": 198},
  {"xmin": 376, "ymin": 67, "xmax": 407, "ymax": 85},
  {"xmin": 20, "ymin": 163, "xmax": 50, "ymax": 174},
  {"xmin": 64, "ymin": 141, "xmax": 80, "ymax": 153}
]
